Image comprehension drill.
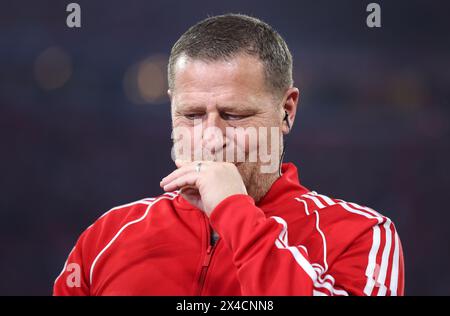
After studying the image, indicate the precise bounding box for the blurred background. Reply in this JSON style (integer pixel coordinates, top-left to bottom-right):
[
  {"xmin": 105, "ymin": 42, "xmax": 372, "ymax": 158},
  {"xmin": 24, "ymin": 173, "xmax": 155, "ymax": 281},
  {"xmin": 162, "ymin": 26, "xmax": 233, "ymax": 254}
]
[{"xmin": 0, "ymin": 0, "xmax": 449, "ymax": 295}]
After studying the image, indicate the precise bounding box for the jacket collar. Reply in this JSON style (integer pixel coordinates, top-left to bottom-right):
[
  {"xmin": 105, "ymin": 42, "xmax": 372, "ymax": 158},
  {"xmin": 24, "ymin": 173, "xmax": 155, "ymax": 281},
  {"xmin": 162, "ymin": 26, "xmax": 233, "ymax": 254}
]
[{"xmin": 256, "ymin": 162, "xmax": 310, "ymax": 210}]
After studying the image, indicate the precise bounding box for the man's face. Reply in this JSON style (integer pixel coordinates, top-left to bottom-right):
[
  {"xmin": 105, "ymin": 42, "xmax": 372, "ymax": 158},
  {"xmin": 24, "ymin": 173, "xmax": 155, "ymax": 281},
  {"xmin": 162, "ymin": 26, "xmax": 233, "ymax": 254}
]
[{"xmin": 168, "ymin": 53, "xmax": 284, "ymax": 187}]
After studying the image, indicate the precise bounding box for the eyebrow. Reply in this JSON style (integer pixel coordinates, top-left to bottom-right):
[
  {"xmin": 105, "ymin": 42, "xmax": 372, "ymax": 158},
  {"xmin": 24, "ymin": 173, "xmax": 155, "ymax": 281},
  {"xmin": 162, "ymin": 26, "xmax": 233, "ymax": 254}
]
[
  {"xmin": 175, "ymin": 103, "xmax": 257, "ymax": 113},
  {"xmin": 174, "ymin": 104, "xmax": 204, "ymax": 112}
]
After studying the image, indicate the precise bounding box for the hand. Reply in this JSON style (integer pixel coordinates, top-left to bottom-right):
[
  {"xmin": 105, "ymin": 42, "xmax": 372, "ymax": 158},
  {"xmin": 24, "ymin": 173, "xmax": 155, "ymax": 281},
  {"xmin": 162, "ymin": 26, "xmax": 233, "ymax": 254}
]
[{"xmin": 160, "ymin": 160, "xmax": 248, "ymax": 216}]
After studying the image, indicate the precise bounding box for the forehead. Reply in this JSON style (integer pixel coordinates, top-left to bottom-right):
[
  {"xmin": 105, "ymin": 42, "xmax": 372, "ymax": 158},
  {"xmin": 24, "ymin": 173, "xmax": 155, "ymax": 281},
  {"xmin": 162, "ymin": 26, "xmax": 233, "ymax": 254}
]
[{"xmin": 171, "ymin": 54, "xmax": 273, "ymax": 108}]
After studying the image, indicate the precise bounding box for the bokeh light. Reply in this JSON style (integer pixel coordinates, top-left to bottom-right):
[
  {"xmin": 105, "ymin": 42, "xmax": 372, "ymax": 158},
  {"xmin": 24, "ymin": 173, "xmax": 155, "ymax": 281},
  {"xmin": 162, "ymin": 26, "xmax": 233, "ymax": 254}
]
[
  {"xmin": 123, "ymin": 54, "xmax": 168, "ymax": 104},
  {"xmin": 34, "ymin": 46, "xmax": 72, "ymax": 90}
]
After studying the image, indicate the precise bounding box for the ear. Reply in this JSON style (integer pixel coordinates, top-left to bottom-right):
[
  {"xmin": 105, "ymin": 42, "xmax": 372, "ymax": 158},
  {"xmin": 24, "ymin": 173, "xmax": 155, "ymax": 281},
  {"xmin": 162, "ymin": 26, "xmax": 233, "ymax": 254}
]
[
  {"xmin": 281, "ymin": 87, "xmax": 299, "ymax": 135},
  {"xmin": 167, "ymin": 89, "xmax": 172, "ymax": 101}
]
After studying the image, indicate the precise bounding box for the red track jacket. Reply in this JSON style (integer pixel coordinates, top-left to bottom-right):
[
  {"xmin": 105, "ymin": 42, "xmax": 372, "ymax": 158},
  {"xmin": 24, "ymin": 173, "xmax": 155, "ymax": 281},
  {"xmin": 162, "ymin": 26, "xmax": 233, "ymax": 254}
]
[{"xmin": 53, "ymin": 163, "xmax": 404, "ymax": 296}]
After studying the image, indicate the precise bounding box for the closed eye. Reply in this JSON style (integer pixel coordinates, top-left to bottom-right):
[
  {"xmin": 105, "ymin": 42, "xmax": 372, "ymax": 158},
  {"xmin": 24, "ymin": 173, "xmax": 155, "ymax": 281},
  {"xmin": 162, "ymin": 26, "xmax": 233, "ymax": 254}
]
[
  {"xmin": 184, "ymin": 113, "xmax": 204, "ymax": 120},
  {"xmin": 220, "ymin": 113, "xmax": 251, "ymax": 121}
]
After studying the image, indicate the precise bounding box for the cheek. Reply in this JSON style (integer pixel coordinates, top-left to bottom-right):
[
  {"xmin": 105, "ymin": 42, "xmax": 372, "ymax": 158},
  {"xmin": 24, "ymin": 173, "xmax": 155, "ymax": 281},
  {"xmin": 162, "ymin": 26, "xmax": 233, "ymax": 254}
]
[
  {"xmin": 237, "ymin": 117, "xmax": 282, "ymax": 150},
  {"xmin": 171, "ymin": 124, "xmax": 206, "ymax": 160},
  {"xmin": 172, "ymin": 116, "xmax": 190, "ymax": 127},
  {"xmin": 224, "ymin": 128, "xmax": 257, "ymax": 158},
  {"xmin": 243, "ymin": 113, "xmax": 281, "ymax": 130}
]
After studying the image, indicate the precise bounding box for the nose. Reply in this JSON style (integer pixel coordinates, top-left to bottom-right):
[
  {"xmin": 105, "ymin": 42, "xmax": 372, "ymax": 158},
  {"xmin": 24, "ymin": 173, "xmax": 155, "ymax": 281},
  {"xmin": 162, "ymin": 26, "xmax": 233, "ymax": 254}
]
[
  {"xmin": 202, "ymin": 113, "xmax": 226, "ymax": 156},
  {"xmin": 203, "ymin": 112, "xmax": 225, "ymax": 130}
]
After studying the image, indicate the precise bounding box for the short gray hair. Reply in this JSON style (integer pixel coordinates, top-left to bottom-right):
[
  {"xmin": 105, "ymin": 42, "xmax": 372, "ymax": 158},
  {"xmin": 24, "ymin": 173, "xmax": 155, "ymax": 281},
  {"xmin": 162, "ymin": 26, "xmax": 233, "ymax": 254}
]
[{"xmin": 168, "ymin": 13, "xmax": 293, "ymax": 96}]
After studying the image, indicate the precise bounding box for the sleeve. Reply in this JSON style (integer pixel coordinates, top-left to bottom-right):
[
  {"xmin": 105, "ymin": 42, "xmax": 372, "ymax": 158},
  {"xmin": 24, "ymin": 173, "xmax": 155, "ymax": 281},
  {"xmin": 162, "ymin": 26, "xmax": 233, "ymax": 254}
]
[
  {"xmin": 53, "ymin": 230, "xmax": 91, "ymax": 296},
  {"xmin": 209, "ymin": 194, "xmax": 315, "ymax": 296},
  {"xmin": 209, "ymin": 194, "xmax": 405, "ymax": 296},
  {"xmin": 329, "ymin": 215, "xmax": 405, "ymax": 296}
]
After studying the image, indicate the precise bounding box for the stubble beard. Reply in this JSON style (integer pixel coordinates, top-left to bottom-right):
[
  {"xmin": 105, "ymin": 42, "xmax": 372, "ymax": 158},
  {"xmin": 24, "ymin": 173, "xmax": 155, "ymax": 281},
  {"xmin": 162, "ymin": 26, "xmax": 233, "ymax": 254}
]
[{"xmin": 235, "ymin": 161, "xmax": 280, "ymax": 203}]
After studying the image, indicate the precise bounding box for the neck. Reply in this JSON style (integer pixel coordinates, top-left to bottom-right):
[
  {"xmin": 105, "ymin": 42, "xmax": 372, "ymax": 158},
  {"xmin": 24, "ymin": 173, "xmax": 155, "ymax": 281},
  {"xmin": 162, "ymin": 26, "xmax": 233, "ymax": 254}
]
[{"xmin": 242, "ymin": 165, "xmax": 281, "ymax": 203}]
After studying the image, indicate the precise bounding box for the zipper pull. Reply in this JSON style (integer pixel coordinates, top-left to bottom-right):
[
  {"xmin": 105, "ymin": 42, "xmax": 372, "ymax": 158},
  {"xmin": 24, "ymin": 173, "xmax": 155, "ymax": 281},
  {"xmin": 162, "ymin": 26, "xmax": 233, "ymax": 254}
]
[{"xmin": 203, "ymin": 245, "xmax": 213, "ymax": 267}]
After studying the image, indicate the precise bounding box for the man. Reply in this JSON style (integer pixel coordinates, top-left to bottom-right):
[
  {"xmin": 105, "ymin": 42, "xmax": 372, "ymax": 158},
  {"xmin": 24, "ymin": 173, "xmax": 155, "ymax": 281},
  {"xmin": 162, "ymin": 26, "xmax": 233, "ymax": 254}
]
[{"xmin": 54, "ymin": 14, "xmax": 404, "ymax": 296}]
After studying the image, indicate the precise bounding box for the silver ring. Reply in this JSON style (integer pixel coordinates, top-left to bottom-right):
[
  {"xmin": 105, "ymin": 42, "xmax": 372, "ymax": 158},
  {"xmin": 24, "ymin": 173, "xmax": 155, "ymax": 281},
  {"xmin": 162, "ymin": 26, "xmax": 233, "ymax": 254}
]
[{"xmin": 195, "ymin": 162, "xmax": 202, "ymax": 173}]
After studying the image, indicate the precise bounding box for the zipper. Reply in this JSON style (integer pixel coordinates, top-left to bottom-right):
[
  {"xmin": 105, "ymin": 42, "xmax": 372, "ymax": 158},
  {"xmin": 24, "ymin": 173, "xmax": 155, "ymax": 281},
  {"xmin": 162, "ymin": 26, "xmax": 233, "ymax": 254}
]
[
  {"xmin": 198, "ymin": 245, "xmax": 213, "ymax": 293},
  {"xmin": 197, "ymin": 216, "xmax": 219, "ymax": 295}
]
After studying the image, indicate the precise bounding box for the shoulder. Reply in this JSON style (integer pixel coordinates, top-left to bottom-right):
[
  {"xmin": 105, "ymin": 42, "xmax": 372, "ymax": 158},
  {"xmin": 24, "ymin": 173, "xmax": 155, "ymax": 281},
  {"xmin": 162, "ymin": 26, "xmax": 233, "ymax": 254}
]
[
  {"xmin": 84, "ymin": 191, "xmax": 179, "ymax": 236},
  {"xmin": 293, "ymin": 191, "xmax": 404, "ymax": 296},
  {"xmin": 293, "ymin": 190, "xmax": 400, "ymax": 248},
  {"xmin": 296, "ymin": 191, "xmax": 392, "ymax": 226},
  {"xmin": 54, "ymin": 192, "xmax": 180, "ymax": 291},
  {"xmin": 74, "ymin": 192, "xmax": 179, "ymax": 254}
]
